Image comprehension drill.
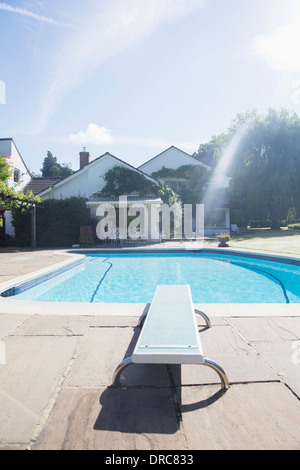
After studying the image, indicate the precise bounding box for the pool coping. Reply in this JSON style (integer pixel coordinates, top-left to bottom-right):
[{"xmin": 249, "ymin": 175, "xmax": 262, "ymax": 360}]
[{"xmin": 1, "ymin": 247, "xmax": 300, "ymax": 317}]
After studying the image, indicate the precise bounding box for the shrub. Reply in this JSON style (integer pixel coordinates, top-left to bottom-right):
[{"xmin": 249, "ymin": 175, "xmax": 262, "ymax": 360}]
[{"xmin": 287, "ymin": 223, "xmax": 300, "ymax": 231}]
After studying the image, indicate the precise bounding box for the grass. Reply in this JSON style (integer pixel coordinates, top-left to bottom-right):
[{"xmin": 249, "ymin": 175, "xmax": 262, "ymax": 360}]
[{"xmin": 227, "ymin": 228, "xmax": 300, "ymax": 256}]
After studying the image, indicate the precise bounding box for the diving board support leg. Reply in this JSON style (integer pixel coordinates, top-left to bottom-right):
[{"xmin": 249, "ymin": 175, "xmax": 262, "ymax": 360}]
[
  {"xmin": 112, "ymin": 357, "xmax": 134, "ymax": 387},
  {"xmin": 194, "ymin": 309, "xmax": 211, "ymax": 328},
  {"xmin": 137, "ymin": 310, "xmax": 148, "ymax": 327},
  {"xmin": 202, "ymin": 358, "xmax": 229, "ymax": 390}
]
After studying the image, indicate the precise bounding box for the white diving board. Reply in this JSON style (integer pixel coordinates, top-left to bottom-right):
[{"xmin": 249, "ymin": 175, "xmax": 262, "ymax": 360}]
[{"xmin": 112, "ymin": 285, "xmax": 229, "ymax": 390}]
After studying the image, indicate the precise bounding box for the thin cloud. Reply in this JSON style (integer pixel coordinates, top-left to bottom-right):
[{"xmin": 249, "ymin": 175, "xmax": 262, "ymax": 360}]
[
  {"xmin": 69, "ymin": 124, "xmax": 113, "ymax": 145},
  {"xmin": 69, "ymin": 123, "xmax": 198, "ymax": 153},
  {"xmin": 0, "ymin": 2, "xmax": 59, "ymax": 24},
  {"xmin": 32, "ymin": 0, "xmax": 208, "ymax": 133}
]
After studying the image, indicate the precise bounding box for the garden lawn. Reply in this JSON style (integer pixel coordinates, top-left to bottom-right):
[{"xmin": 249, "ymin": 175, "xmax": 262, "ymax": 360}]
[{"xmin": 228, "ymin": 228, "xmax": 300, "ymax": 256}]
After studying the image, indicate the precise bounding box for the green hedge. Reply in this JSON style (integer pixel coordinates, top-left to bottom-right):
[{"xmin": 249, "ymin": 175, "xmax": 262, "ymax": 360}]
[
  {"xmin": 12, "ymin": 197, "xmax": 89, "ymax": 247},
  {"xmin": 11, "ymin": 206, "xmax": 31, "ymax": 246}
]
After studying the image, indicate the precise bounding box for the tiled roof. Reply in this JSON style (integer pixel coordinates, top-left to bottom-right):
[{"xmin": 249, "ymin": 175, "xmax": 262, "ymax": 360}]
[{"xmin": 23, "ymin": 178, "xmax": 64, "ymax": 195}]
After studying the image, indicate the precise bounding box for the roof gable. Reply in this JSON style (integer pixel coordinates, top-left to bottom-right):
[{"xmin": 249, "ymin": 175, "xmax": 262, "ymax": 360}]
[
  {"xmin": 39, "ymin": 151, "xmax": 158, "ymax": 197},
  {"xmin": 138, "ymin": 146, "xmax": 210, "ymax": 175}
]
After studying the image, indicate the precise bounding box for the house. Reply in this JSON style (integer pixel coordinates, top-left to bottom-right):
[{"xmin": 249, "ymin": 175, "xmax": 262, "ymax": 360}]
[
  {"xmin": 38, "ymin": 150, "xmax": 163, "ymax": 240},
  {"xmin": 139, "ymin": 146, "xmax": 231, "ymax": 235},
  {"xmin": 0, "ymin": 138, "xmax": 32, "ymax": 238},
  {"xmin": 1, "ymin": 140, "xmax": 232, "ymax": 243},
  {"xmin": 38, "ymin": 150, "xmax": 158, "ymax": 201}
]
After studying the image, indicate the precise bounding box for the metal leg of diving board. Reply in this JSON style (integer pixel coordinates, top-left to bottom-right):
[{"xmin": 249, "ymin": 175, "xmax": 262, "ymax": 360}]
[
  {"xmin": 202, "ymin": 358, "xmax": 230, "ymax": 390},
  {"xmin": 194, "ymin": 309, "xmax": 211, "ymax": 328},
  {"xmin": 112, "ymin": 357, "xmax": 229, "ymax": 390},
  {"xmin": 112, "ymin": 357, "xmax": 134, "ymax": 387},
  {"xmin": 137, "ymin": 311, "xmax": 148, "ymax": 327}
]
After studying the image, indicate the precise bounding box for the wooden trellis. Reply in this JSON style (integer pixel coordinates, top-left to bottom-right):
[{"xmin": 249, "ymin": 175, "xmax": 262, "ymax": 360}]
[
  {"xmin": 0, "ymin": 192, "xmax": 43, "ymax": 208},
  {"xmin": 0, "ymin": 192, "xmax": 44, "ymax": 248}
]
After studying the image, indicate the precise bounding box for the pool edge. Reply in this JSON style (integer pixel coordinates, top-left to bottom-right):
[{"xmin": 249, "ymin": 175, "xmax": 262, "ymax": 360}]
[{"xmin": 1, "ymin": 247, "xmax": 300, "ymax": 317}]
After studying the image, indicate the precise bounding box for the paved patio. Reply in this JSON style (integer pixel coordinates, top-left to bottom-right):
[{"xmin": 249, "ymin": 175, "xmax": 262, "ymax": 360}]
[{"xmin": 0, "ymin": 248, "xmax": 300, "ymax": 450}]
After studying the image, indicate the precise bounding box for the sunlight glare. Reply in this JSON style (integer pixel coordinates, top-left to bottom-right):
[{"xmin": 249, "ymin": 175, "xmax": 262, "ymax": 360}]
[
  {"xmin": 202, "ymin": 126, "xmax": 247, "ymax": 207},
  {"xmin": 253, "ymin": 4, "xmax": 300, "ymax": 73}
]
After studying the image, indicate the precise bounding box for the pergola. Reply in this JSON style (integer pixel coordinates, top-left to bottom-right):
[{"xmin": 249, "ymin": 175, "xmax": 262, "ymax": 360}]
[{"xmin": 0, "ymin": 191, "xmax": 44, "ymax": 248}]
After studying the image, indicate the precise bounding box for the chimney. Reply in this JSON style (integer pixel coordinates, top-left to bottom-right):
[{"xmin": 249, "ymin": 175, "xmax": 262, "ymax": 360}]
[{"xmin": 79, "ymin": 147, "xmax": 90, "ymax": 169}]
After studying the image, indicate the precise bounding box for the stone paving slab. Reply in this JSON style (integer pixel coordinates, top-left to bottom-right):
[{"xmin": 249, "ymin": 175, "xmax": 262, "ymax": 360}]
[
  {"xmin": 180, "ymin": 383, "xmax": 300, "ymax": 450},
  {"xmin": 0, "ymin": 250, "xmax": 70, "ymax": 282},
  {"xmin": 229, "ymin": 317, "xmax": 300, "ymax": 342},
  {"xmin": 193, "ymin": 323, "xmax": 279, "ymax": 384},
  {"xmin": 64, "ymin": 327, "xmax": 170, "ymax": 388},
  {"xmin": 0, "ymin": 313, "xmax": 30, "ymax": 340},
  {"xmin": 11, "ymin": 314, "xmax": 93, "ymax": 336},
  {"xmin": 254, "ymin": 341, "xmax": 300, "ymax": 398},
  {"xmin": 0, "ymin": 335, "xmax": 79, "ymax": 445},
  {"xmin": 33, "ymin": 387, "xmax": 186, "ymax": 450}
]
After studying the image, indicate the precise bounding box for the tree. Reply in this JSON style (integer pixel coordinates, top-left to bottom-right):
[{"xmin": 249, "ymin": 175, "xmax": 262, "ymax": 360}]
[
  {"xmin": 99, "ymin": 166, "xmax": 158, "ymax": 197},
  {"xmin": 194, "ymin": 134, "xmax": 229, "ymax": 168},
  {"xmin": 41, "ymin": 151, "xmax": 73, "ymax": 178},
  {"xmin": 193, "ymin": 108, "xmax": 300, "ymax": 227},
  {"xmin": 227, "ymin": 109, "xmax": 300, "ymax": 227}
]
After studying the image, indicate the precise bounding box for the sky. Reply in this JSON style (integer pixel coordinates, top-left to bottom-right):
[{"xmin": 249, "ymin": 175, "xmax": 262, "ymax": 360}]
[{"xmin": 1, "ymin": 0, "xmax": 300, "ymax": 175}]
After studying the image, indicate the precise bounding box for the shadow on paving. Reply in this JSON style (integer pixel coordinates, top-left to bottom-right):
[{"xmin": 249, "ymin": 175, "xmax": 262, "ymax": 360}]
[{"xmin": 93, "ymin": 324, "xmax": 227, "ymax": 435}]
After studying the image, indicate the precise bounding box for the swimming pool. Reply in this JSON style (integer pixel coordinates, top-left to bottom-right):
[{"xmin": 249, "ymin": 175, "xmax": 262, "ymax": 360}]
[{"xmin": 2, "ymin": 250, "xmax": 300, "ymax": 304}]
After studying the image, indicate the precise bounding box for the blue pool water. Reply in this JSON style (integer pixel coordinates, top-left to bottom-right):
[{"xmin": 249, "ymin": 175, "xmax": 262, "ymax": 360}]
[{"xmin": 7, "ymin": 251, "xmax": 300, "ymax": 303}]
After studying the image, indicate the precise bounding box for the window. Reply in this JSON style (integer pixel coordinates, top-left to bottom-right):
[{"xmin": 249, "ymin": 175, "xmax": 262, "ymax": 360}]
[{"xmin": 13, "ymin": 168, "xmax": 21, "ymax": 183}]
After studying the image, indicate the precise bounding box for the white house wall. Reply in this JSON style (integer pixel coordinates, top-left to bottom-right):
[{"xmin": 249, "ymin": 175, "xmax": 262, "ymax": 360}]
[
  {"xmin": 41, "ymin": 154, "xmax": 149, "ymax": 200},
  {"xmin": 139, "ymin": 147, "xmax": 209, "ymax": 175},
  {"xmin": 42, "ymin": 168, "xmax": 89, "ymax": 199},
  {"xmin": 0, "ymin": 139, "xmax": 31, "ymax": 190}
]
